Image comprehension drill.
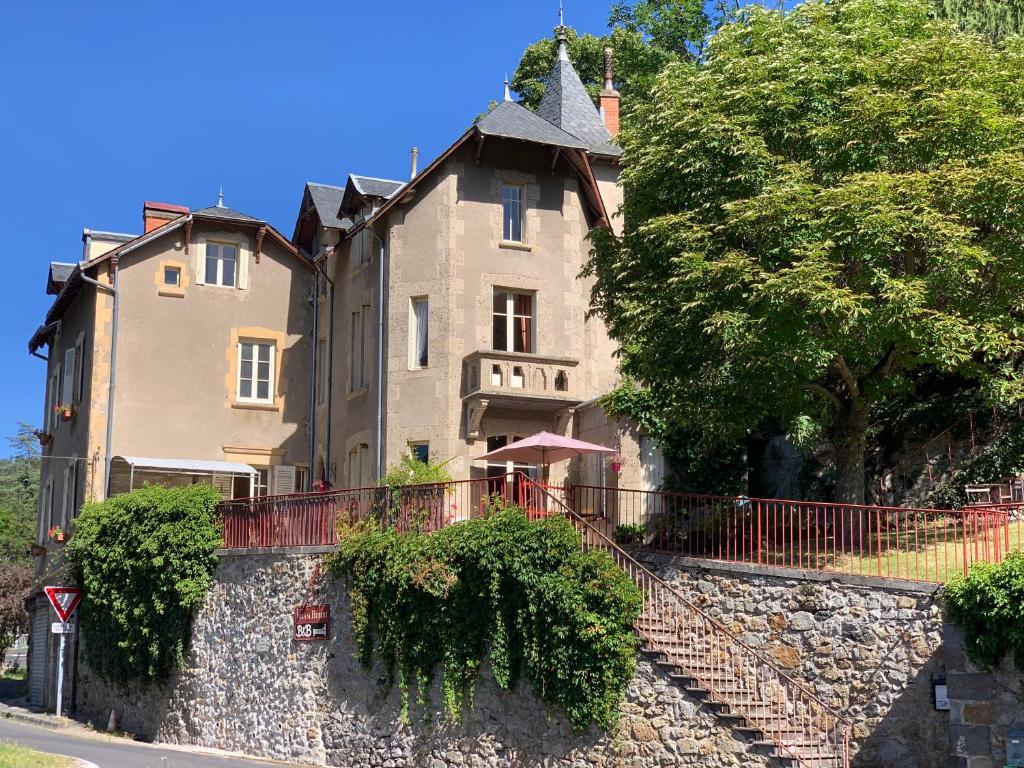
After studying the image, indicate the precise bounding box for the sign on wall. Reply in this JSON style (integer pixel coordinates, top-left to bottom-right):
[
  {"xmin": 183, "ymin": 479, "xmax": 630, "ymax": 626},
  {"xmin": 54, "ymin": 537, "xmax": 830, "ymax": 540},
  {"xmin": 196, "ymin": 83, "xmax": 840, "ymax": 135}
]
[{"xmin": 293, "ymin": 604, "xmax": 330, "ymax": 641}]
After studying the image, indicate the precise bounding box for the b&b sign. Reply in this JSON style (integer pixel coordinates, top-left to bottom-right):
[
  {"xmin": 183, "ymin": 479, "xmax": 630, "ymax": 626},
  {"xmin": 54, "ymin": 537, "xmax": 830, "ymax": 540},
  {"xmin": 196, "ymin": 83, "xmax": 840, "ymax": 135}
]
[{"xmin": 293, "ymin": 604, "xmax": 330, "ymax": 641}]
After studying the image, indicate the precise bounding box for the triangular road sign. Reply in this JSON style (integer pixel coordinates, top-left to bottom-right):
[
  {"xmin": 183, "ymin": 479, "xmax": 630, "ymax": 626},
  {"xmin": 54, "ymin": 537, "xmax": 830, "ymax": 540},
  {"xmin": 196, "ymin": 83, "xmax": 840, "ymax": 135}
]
[{"xmin": 44, "ymin": 586, "xmax": 81, "ymax": 623}]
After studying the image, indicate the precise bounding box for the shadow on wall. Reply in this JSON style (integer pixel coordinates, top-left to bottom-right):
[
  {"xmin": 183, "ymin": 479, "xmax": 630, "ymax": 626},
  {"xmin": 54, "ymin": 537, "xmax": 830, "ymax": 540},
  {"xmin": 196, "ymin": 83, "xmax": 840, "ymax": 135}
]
[{"xmin": 853, "ymin": 646, "xmax": 948, "ymax": 767}]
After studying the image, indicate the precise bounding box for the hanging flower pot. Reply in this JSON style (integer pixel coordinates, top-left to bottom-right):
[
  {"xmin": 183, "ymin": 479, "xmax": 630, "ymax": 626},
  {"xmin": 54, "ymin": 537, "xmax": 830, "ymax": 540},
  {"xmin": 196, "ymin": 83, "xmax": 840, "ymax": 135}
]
[
  {"xmin": 36, "ymin": 431, "xmax": 52, "ymax": 446},
  {"xmin": 47, "ymin": 525, "xmax": 65, "ymax": 544},
  {"xmin": 609, "ymin": 453, "xmax": 624, "ymax": 474},
  {"xmin": 30, "ymin": 544, "xmax": 46, "ymax": 557},
  {"xmin": 54, "ymin": 403, "xmax": 74, "ymax": 422}
]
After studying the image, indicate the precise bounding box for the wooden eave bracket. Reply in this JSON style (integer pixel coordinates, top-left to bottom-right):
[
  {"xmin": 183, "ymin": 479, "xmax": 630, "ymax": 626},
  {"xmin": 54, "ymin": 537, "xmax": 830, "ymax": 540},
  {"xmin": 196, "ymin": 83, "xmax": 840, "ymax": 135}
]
[
  {"xmin": 255, "ymin": 225, "xmax": 266, "ymax": 264},
  {"xmin": 184, "ymin": 218, "xmax": 193, "ymax": 255}
]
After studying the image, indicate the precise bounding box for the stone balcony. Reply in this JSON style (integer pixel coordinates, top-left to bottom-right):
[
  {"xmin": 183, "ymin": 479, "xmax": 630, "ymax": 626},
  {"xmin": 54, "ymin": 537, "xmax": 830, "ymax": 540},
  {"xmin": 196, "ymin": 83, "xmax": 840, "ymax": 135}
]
[{"xmin": 462, "ymin": 350, "xmax": 581, "ymax": 440}]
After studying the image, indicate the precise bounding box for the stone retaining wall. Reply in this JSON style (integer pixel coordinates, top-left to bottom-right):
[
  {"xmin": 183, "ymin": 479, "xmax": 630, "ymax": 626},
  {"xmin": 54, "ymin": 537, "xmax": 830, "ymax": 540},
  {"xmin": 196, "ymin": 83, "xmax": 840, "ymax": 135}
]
[
  {"xmin": 75, "ymin": 550, "xmax": 772, "ymax": 768},
  {"xmin": 638, "ymin": 555, "xmax": 949, "ymax": 767},
  {"xmin": 75, "ymin": 548, "xmax": 1020, "ymax": 767}
]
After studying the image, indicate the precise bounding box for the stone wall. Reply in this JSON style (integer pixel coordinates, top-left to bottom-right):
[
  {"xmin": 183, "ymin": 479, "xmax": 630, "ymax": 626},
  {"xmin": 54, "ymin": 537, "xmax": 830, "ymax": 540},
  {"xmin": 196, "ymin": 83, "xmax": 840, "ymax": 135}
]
[
  {"xmin": 943, "ymin": 624, "xmax": 1024, "ymax": 767},
  {"xmin": 76, "ymin": 547, "xmax": 1023, "ymax": 767},
  {"xmin": 75, "ymin": 549, "xmax": 772, "ymax": 768},
  {"xmin": 639, "ymin": 555, "xmax": 949, "ymax": 768}
]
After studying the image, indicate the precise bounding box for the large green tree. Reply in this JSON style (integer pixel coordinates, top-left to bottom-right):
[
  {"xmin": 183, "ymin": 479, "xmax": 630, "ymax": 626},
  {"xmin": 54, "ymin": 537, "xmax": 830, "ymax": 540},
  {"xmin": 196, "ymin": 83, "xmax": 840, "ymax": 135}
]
[
  {"xmin": 586, "ymin": 0, "xmax": 1024, "ymax": 503},
  {"xmin": 936, "ymin": 0, "xmax": 1024, "ymax": 40},
  {"xmin": 0, "ymin": 423, "xmax": 40, "ymax": 566}
]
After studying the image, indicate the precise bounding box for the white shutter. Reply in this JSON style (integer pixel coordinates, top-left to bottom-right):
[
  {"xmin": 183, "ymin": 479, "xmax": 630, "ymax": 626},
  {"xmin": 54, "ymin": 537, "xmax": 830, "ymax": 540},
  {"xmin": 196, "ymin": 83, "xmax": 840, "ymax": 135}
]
[
  {"xmin": 61, "ymin": 348, "xmax": 75, "ymax": 405},
  {"xmin": 210, "ymin": 474, "xmax": 233, "ymax": 498},
  {"xmin": 272, "ymin": 465, "xmax": 296, "ymax": 495},
  {"xmin": 238, "ymin": 248, "xmax": 250, "ymax": 290},
  {"xmin": 195, "ymin": 242, "xmax": 206, "ymax": 285}
]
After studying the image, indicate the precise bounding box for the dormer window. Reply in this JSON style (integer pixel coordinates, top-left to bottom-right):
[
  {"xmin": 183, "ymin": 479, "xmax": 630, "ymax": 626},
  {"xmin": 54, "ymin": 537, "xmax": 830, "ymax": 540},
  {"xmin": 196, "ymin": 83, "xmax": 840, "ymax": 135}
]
[
  {"xmin": 205, "ymin": 243, "xmax": 237, "ymax": 287},
  {"xmin": 502, "ymin": 185, "xmax": 523, "ymax": 242}
]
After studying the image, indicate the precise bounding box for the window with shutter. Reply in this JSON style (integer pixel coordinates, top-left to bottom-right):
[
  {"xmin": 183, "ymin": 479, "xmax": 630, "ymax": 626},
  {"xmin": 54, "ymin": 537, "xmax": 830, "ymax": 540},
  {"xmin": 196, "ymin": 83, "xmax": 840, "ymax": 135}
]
[
  {"xmin": 61, "ymin": 348, "xmax": 76, "ymax": 405},
  {"xmin": 272, "ymin": 465, "xmax": 296, "ymax": 495}
]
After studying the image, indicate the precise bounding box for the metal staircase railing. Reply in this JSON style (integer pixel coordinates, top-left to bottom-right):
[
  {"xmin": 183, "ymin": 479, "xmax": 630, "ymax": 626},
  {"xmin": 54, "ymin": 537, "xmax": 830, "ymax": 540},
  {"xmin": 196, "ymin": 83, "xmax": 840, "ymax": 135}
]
[{"xmin": 523, "ymin": 476, "xmax": 851, "ymax": 768}]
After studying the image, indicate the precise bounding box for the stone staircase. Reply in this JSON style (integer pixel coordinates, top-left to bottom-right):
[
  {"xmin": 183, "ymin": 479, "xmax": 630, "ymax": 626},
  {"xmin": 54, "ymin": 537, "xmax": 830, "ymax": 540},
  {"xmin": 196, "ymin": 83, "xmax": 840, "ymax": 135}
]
[{"xmin": 527, "ymin": 478, "xmax": 851, "ymax": 768}]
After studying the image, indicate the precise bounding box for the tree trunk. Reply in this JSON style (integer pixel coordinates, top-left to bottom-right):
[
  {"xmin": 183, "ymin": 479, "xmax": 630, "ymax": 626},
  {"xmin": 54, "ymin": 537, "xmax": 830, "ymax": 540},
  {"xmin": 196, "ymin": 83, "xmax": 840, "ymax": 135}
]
[{"xmin": 832, "ymin": 397, "xmax": 870, "ymax": 505}]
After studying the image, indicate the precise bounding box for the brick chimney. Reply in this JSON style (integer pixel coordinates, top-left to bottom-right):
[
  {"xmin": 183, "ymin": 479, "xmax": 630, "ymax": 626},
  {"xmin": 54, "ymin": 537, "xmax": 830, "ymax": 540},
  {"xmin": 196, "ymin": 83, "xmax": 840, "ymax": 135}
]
[
  {"xmin": 599, "ymin": 47, "xmax": 620, "ymax": 137},
  {"xmin": 143, "ymin": 201, "xmax": 189, "ymax": 233}
]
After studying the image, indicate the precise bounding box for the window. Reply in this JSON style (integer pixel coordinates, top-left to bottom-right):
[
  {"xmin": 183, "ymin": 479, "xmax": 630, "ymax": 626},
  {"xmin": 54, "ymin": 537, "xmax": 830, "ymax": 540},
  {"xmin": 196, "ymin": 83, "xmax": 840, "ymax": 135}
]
[
  {"xmin": 163, "ymin": 266, "xmax": 181, "ymax": 287},
  {"xmin": 410, "ymin": 297, "xmax": 428, "ymax": 369},
  {"xmin": 205, "ymin": 243, "xmax": 237, "ymax": 287},
  {"xmin": 485, "ymin": 435, "xmax": 537, "ymax": 482},
  {"xmin": 361, "ymin": 303, "xmax": 373, "ymax": 389},
  {"xmin": 73, "ymin": 335, "xmax": 85, "ymax": 403},
  {"xmin": 409, "ymin": 442, "xmax": 429, "ymax": 463},
  {"xmin": 46, "ymin": 369, "xmax": 59, "ymax": 431},
  {"xmin": 254, "ymin": 468, "xmax": 269, "ymax": 497},
  {"xmin": 316, "ymin": 338, "xmax": 328, "ymax": 405},
  {"xmin": 237, "ymin": 341, "xmax": 275, "ymax": 404},
  {"xmin": 492, "ymin": 290, "xmax": 534, "ymax": 353},
  {"xmin": 348, "ymin": 443, "xmax": 371, "ymax": 486},
  {"xmin": 502, "ymin": 185, "xmax": 523, "ymax": 242},
  {"xmin": 350, "ymin": 306, "xmax": 372, "ymax": 392},
  {"xmin": 295, "ymin": 467, "xmax": 308, "ymax": 493},
  {"xmin": 350, "ymin": 311, "xmax": 361, "ymax": 391}
]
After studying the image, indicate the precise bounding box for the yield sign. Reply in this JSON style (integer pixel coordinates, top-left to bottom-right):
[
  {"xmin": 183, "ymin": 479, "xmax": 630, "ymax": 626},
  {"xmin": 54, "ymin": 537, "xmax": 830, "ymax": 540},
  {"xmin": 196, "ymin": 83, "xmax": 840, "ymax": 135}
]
[{"xmin": 44, "ymin": 586, "xmax": 81, "ymax": 623}]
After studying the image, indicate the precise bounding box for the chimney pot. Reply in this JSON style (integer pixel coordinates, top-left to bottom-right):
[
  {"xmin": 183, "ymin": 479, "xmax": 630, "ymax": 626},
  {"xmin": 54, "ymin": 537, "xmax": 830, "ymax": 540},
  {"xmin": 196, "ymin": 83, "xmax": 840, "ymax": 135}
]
[
  {"xmin": 410, "ymin": 147, "xmax": 419, "ymax": 179},
  {"xmin": 600, "ymin": 47, "xmax": 620, "ymax": 137}
]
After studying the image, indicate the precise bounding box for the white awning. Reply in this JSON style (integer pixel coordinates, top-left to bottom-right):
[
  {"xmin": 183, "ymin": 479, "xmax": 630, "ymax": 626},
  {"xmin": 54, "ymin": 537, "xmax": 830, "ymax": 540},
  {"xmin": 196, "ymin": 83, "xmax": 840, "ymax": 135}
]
[{"xmin": 113, "ymin": 456, "xmax": 257, "ymax": 476}]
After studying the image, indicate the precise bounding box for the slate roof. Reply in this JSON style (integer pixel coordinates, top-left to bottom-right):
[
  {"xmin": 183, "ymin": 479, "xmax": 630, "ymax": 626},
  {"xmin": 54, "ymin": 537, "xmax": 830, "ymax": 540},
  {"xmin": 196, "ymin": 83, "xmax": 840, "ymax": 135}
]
[
  {"xmin": 537, "ymin": 52, "xmax": 622, "ymax": 157},
  {"xmin": 192, "ymin": 205, "xmax": 261, "ymax": 223},
  {"xmin": 349, "ymin": 176, "xmax": 404, "ymax": 199},
  {"xmin": 49, "ymin": 262, "xmax": 75, "ymax": 285},
  {"xmin": 306, "ymin": 182, "xmax": 350, "ymax": 229},
  {"xmin": 477, "ymin": 100, "xmax": 589, "ymax": 150}
]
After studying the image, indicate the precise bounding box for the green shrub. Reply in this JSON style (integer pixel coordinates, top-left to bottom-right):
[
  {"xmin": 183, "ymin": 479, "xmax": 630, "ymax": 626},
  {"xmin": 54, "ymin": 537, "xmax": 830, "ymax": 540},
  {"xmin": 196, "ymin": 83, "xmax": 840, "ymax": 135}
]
[
  {"xmin": 613, "ymin": 523, "xmax": 645, "ymax": 547},
  {"xmin": 944, "ymin": 552, "xmax": 1024, "ymax": 669},
  {"xmin": 325, "ymin": 507, "xmax": 643, "ymax": 730},
  {"xmin": 65, "ymin": 484, "xmax": 222, "ymax": 684}
]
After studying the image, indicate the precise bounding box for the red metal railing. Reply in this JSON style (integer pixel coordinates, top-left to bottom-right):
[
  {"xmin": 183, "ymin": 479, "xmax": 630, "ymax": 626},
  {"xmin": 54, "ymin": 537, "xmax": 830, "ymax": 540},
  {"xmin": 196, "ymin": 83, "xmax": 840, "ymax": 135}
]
[
  {"xmin": 524, "ymin": 477, "xmax": 850, "ymax": 768},
  {"xmin": 547, "ymin": 485, "xmax": 1012, "ymax": 583},
  {"xmin": 219, "ymin": 475, "xmax": 554, "ymax": 548}
]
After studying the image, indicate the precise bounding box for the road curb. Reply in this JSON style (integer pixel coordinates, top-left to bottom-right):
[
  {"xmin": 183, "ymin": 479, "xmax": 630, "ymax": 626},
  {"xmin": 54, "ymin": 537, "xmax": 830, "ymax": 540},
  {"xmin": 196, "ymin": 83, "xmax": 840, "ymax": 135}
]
[{"xmin": 0, "ymin": 704, "xmax": 76, "ymax": 730}]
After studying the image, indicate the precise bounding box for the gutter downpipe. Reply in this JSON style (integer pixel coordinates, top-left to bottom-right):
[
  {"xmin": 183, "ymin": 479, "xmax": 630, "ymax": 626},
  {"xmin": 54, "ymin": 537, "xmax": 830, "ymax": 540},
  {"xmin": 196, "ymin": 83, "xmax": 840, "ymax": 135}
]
[
  {"xmin": 308, "ymin": 265, "xmax": 318, "ymax": 489},
  {"xmin": 79, "ymin": 265, "xmax": 118, "ymax": 499},
  {"xmin": 317, "ymin": 257, "xmax": 336, "ymax": 484},
  {"xmin": 371, "ymin": 230, "xmax": 386, "ymax": 480}
]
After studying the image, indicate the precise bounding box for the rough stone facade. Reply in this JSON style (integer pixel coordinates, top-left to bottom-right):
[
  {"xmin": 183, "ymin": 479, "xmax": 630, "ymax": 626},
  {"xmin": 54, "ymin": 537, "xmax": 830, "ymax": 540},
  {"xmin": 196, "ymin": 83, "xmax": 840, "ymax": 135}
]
[
  {"xmin": 76, "ymin": 548, "xmax": 1024, "ymax": 767},
  {"xmin": 75, "ymin": 550, "xmax": 772, "ymax": 768},
  {"xmin": 943, "ymin": 624, "xmax": 1024, "ymax": 767},
  {"xmin": 639, "ymin": 555, "xmax": 949, "ymax": 768}
]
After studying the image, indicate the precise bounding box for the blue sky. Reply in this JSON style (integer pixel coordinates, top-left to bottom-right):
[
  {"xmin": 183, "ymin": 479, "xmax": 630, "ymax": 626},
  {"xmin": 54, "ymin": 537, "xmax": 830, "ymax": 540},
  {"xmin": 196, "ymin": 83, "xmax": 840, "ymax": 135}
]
[{"xmin": 0, "ymin": 1, "xmax": 612, "ymax": 454}]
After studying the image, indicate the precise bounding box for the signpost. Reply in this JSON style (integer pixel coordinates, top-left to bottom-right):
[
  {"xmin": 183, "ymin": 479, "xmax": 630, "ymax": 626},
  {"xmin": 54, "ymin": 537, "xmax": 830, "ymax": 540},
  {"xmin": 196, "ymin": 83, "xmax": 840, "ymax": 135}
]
[
  {"xmin": 293, "ymin": 604, "xmax": 330, "ymax": 641},
  {"xmin": 44, "ymin": 586, "xmax": 81, "ymax": 717}
]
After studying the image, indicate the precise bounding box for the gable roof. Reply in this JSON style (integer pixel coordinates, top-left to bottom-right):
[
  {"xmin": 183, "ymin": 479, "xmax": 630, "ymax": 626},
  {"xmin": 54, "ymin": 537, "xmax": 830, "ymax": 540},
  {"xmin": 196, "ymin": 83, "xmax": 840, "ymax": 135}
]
[
  {"xmin": 476, "ymin": 100, "xmax": 589, "ymax": 150},
  {"xmin": 307, "ymin": 183, "xmax": 350, "ymax": 230},
  {"xmin": 46, "ymin": 262, "xmax": 75, "ymax": 296},
  {"xmin": 537, "ymin": 50, "xmax": 621, "ymax": 157},
  {"xmin": 33, "ymin": 203, "xmax": 311, "ymax": 347},
  {"xmin": 349, "ymin": 175, "xmax": 404, "ymax": 199},
  {"xmin": 192, "ymin": 205, "xmax": 261, "ymax": 223}
]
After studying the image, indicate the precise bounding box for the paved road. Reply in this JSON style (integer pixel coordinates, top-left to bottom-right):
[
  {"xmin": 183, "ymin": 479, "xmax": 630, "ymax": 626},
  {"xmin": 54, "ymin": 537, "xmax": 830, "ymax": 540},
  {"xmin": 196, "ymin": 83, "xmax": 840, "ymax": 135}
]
[{"xmin": 0, "ymin": 717, "xmax": 287, "ymax": 768}]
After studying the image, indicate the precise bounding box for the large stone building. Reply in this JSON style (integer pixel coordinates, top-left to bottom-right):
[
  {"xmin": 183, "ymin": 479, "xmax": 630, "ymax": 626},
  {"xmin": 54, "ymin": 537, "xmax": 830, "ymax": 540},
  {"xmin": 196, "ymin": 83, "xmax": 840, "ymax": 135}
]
[
  {"xmin": 24, "ymin": 29, "xmax": 662, "ymax": 710},
  {"xmin": 25, "ymin": 200, "xmax": 313, "ymax": 708},
  {"xmin": 295, "ymin": 33, "xmax": 660, "ymax": 493}
]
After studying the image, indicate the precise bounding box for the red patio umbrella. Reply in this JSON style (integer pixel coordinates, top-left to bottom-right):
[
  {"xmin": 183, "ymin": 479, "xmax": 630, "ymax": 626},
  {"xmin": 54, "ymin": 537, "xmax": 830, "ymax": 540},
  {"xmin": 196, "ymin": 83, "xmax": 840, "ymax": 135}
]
[{"xmin": 476, "ymin": 431, "xmax": 617, "ymax": 480}]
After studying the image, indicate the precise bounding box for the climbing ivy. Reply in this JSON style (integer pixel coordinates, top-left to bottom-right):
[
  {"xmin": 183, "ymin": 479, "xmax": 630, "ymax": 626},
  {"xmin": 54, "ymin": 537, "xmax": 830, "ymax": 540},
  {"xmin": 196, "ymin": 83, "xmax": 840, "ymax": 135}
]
[
  {"xmin": 944, "ymin": 552, "xmax": 1024, "ymax": 669},
  {"xmin": 65, "ymin": 484, "xmax": 221, "ymax": 684},
  {"xmin": 325, "ymin": 505, "xmax": 643, "ymax": 730}
]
